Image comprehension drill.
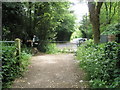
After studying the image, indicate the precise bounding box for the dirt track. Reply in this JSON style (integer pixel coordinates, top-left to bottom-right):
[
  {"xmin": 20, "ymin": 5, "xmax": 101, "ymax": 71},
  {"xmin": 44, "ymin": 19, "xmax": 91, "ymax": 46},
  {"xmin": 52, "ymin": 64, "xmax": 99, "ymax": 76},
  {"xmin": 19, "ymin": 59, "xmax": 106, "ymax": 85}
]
[{"xmin": 12, "ymin": 54, "xmax": 88, "ymax": 88}]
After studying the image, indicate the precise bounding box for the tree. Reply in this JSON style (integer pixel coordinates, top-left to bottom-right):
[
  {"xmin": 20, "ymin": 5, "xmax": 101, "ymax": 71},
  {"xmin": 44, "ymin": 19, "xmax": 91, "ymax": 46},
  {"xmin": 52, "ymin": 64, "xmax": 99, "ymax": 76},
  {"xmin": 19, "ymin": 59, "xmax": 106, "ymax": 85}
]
[
  {"xmin": 100, "ymin": 2, "xmax": 119, "ymax": 33},
  {"xmin": 2, "ymin": 2, "xmax": 76, "ymax": 52},
  {"xmin": 79, "ymin": 15, "xmax": 92, "ymax": 39},
  {"xmin": 88, "ymin": 2, "xmax": 103, "ymax": 44},
  {"xmin": 55, "ymin": 12, "xmax": 76, "ymax": 41},
  {"xmin": 2, "ymin": 2, "xmax": 24, "ymax": 40}
]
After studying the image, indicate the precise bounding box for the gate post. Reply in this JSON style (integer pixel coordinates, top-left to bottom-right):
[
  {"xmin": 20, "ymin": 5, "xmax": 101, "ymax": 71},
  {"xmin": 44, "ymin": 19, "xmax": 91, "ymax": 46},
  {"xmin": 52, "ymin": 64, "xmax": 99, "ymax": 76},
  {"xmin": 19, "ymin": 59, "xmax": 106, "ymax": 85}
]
[{"xmin": 15, "ymin": 38, "xmax": 21, "ymax": 56}]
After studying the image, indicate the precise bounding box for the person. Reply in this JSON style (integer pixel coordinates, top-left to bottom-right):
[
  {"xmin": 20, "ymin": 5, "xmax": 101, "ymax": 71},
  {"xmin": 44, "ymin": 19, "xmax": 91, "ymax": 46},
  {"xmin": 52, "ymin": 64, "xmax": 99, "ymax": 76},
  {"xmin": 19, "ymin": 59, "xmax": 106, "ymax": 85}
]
[
  {"xmin": 33, "ymin": 35, "xmax": 35, "ymax": 42},
  {"xmin": 32, "ymin": 35, "xmax": 39, "ymax": 55},
  {"xmin": 32, "ymin": 35, "xmax": 39, "ymax": 47}
]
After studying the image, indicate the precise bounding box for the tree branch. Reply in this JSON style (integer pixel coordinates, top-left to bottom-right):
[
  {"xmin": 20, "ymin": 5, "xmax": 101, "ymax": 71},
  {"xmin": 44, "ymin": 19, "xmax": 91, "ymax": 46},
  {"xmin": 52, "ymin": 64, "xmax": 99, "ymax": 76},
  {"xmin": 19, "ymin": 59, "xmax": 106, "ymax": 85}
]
[{"xmin": 97, "ymin": 2, "xmax": 103, "ymax": 14}]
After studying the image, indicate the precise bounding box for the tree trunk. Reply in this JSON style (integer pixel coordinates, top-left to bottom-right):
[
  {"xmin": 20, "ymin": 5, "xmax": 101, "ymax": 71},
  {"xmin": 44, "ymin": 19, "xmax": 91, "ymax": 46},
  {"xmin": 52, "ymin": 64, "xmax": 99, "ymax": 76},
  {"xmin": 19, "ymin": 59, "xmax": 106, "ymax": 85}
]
[
  {"xmin": 28, "ymin": 2, "xmax": 32, "ymax": 39},
  {"xmin": 88, "ymin": 2, "xmax": 103, "ymax": 44},
  {"xmin": 92, "ymin": 20, "xmax": 100, "ymax": 44},
  {"xmin": 34, "ymin": 3, "xmax": 37, "ymax": 34}
]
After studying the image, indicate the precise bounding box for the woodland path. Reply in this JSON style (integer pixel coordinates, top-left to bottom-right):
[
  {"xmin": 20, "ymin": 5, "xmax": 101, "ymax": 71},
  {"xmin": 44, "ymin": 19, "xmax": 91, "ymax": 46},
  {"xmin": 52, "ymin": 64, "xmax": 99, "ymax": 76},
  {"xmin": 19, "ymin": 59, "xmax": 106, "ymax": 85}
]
[{"xmin": 12, "ymin": 53, "xmax": 88, "ymax": 88}]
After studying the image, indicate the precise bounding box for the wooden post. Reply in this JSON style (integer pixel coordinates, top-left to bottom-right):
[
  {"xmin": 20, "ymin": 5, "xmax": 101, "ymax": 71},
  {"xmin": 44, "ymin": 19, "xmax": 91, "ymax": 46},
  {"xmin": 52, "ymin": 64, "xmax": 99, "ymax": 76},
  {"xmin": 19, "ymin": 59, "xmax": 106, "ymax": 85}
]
[{"xmin": 15, "ymin": 38, "xmax": 21, "ymax": 56}]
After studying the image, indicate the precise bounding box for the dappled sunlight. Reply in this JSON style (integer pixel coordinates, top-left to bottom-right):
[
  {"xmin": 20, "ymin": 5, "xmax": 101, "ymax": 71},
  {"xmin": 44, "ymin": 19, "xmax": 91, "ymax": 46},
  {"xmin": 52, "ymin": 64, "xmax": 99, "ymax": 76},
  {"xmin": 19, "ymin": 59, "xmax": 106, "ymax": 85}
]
[{"xmin": 2, "ymin": 1, "xmax": 120, "ymax": 89}]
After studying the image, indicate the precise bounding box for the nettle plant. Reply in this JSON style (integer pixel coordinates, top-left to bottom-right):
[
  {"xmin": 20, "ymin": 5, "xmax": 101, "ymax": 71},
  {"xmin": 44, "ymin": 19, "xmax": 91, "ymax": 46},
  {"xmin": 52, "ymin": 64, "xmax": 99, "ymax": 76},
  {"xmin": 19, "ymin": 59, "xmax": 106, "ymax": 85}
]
[{"xmin": 102, "ymin": 23, "xmax": 120, "ymax": 35}]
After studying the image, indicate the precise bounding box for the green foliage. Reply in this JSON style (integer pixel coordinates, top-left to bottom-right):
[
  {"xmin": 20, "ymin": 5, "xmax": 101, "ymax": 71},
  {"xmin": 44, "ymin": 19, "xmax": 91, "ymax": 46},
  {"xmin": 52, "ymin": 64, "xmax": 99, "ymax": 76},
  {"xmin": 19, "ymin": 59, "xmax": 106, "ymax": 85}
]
[
  {"xmin": 19, "ymin": 51, "xmax": 31, "ymax": 73},
  {"xmin": 2, "ymin": 2, "xmax": 24, "ymax": 40},
  {"xmin": 100, "ymin": 2, "xmax": 119, "ymax": 33},
  {"xmin": 70, "ymin": 30, "xmax": 82, "ymax": 41},
  {"xmin": 102, "ymin": 23, "xmax": 120, "ymax": 35},
  {"xmin": 2, "ymin": 45, "xmax": 31, "ymax": 88},
  {"xmin": 21, "ymin": 45, "xmax": 33, "ymax": 55},
  {"xmin": 2, "ymin": 2, "xmax": 76, "ymax": 52},
  {"xmin": 59, "ymin": 48, "xmax": 68, "ymax": 53},
  {"xmin": 55, "ymin": 12, "xmax": 76, "ymax": 41},
  {"xmin": 31, "ymin": 2, "xmax": 75, "ymax": 51},
  {"xmin": 58, "ymin": 48, "xmax": 74, "ymax": 53},
  {"xmin": 45, "ymin": 43, "xmax": 59, "ymax": 54},
  {"xmin": 76, "ymin": 40, "xmax": 120, "ymax": 88},
  {"xmin": 79, "ymin": 15, "xmax": 93, "ymax": 39}
]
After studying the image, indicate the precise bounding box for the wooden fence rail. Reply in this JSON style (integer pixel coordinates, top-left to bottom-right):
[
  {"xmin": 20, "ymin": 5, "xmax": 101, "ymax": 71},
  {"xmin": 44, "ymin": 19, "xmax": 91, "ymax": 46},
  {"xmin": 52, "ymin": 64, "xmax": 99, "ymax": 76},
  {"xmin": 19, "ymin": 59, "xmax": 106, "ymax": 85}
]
[
  {"xmin": 0, "ymin": 41, "xmax": 15, "ymax": 43},
  {"xmin": 0, "ymin": 38, "xmax": 21, "ymax": 56}
]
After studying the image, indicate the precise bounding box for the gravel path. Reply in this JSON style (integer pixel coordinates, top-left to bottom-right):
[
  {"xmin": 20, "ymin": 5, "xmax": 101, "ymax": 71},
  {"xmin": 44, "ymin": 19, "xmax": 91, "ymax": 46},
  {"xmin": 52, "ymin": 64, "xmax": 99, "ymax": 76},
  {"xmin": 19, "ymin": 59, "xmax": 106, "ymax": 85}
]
[{"xmin": 12, "ymin": 54, "xmax": 88, "ymax": 88}]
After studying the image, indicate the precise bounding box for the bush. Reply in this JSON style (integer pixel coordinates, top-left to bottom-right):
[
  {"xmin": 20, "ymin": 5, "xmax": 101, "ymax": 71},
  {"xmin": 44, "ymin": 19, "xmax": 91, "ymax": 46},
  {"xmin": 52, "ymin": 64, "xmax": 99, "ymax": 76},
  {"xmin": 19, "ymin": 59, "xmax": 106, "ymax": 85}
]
[
  {"xmin": 21, "ymin": 46, "xmax": 33, "ymax": 55},
  {"xmin": 76, "ymin": 40, "xmax": 120, "ymax": 88},
  {"xmin": 19, "ymin": 51, "xmax": 31, "ymax": 73},
  {"xmin": 45, "ymin": 43, "xmax": 59, "ymax": 54},
  {"xmin": 2, "ymin": 45, "xmax": 31, "ymax": 88}
]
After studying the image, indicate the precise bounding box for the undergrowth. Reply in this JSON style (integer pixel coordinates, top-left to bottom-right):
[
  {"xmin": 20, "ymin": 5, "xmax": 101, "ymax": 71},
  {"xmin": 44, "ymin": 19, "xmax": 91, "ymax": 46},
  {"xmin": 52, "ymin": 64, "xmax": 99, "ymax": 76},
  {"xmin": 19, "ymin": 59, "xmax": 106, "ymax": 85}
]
[
  {"xmin": 2, "ymin": 44, "xmax": 31, "ymax": 88},
  {"xmin": 45, "ymin": 43, "xmax": 59, "ymax": 54},
  {"xmin": 76, "ymin": 40, "xmax": 120, "ymax": 88}
]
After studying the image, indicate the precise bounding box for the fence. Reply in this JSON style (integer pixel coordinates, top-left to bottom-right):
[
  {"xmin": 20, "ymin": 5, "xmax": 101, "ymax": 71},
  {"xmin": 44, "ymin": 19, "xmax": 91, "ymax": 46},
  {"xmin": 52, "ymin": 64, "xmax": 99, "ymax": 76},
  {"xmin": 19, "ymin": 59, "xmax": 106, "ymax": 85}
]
[{"xmin": 0, "ymin": 38, "xmax": 21, "ymax": 56}]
